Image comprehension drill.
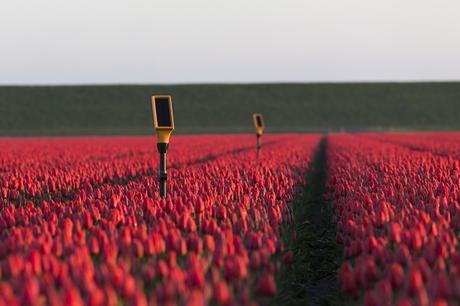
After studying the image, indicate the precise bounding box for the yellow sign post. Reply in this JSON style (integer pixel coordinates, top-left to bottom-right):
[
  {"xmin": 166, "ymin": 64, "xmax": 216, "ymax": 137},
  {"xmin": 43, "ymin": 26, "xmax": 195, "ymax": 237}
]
[
  {"xmin": 252, "ymin": 113, "xmax": 265, "ymax": 153},
  {"xmin": 151, "ymin": 95, "xmax": 175, "ymax": 198}
]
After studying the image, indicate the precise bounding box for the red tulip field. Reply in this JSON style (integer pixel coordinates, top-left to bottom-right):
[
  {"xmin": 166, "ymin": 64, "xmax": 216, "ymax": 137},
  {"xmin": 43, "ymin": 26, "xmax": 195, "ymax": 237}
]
[
  {"xmin": 0, "ymin": 134, "xmax": 321, "ymax": 306},
  {"xmin": 2, "ymin": 132, "xmax": 460, "ymax": 306},
  {"xmin": 330, "ymin": 133, "xmax": 460, "ymax": 306}
]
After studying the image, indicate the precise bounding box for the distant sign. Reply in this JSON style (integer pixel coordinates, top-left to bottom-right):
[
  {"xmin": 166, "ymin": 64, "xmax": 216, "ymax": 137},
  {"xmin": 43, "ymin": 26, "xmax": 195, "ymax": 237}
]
[{"xmin": 253, "ymin": 113, "xmax": 265, "ymax": 135}]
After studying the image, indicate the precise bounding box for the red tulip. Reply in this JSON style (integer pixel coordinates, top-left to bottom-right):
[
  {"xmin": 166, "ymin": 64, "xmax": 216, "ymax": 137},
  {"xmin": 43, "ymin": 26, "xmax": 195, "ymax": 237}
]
[
  {"xmin": 408, "ymin": 267, "xmax": 424, "ymax": 296},
  {"xmin": 213, "ymin": 281, "xmax": 231, "ymax": 305},
  {"xmin": 339, "ymin": 263, "xmax": 356, "ymax": 294},
  {"xmin": 283, "ymin": 251, "xmax": 294, "ymax": 264},
  {"xmin": 88, "ymin": 288, "xmax": 105, "ymax": 306},
  {"xmin": 389, "ymin": 263, "xmax": 405, "ymax": 289},
  {"xmin": 256, "ymin": 273, "xmax": 277, "ymax": 296},
  {"xmin": 22, "ymin": 278, "xmax": 40, "ymax": 305},
  {"xmin": 363, "ymin": 290, "xmax": 379, "ymax": 306}
]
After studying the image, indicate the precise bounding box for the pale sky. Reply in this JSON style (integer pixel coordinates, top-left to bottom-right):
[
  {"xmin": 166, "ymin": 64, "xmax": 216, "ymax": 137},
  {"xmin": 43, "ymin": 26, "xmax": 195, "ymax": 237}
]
[{"xmin": 1, "ymin": 0, "xmax": 459, "ymax": 84}]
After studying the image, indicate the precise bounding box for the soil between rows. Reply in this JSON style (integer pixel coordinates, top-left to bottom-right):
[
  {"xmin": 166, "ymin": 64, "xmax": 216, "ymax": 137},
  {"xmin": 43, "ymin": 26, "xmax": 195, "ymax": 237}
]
[{"xmin": 271, "ymin": 136, "xmax": 346, "ymax": 306}]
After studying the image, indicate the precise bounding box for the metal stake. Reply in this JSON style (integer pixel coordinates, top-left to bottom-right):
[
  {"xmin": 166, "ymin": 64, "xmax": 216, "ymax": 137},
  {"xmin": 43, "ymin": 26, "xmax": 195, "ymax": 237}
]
[
  {"xmin": 157, "ymin": 143, "xmax": 168, "ymax": 198},
  {"xmin": 257, "ymin": 134, "xmax": 262, "ymax": 153}
]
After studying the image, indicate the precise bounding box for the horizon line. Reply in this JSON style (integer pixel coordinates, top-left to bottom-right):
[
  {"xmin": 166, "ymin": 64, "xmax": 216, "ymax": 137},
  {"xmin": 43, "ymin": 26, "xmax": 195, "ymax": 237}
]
[{"xmin": 1, "ymin": 79, "xmax": 460, "ymax": 87}]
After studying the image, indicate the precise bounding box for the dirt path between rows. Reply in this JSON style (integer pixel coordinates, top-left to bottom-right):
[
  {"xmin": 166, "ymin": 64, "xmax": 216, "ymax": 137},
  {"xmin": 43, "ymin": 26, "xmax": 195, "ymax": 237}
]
[{"xmin": 271, "ymin": 136, "xmax": 345, "ymax": 306}]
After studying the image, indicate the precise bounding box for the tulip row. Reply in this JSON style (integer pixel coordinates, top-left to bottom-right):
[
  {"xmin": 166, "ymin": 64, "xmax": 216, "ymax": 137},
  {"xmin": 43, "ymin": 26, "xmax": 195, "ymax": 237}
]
[
  {"xmin": 327, "ymin": 134, "xmax": 460, "ymax": 306},
  {"xmin": 371, "ymin": 132, "xmax": 460, "ymax": 159},
  {"xmin": 0, "ymin": 134, "xmax": 320, "ymax": 306},
  {"xmin": 0, "ymin": 135, "xmax": 263, "ymax": 203}
]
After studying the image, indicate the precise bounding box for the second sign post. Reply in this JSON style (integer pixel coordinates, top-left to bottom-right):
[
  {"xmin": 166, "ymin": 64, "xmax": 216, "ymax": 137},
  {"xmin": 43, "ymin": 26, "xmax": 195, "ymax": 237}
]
[{"xmin": 253, "ymin": 113, "xmax": 265, "ymax": 153}]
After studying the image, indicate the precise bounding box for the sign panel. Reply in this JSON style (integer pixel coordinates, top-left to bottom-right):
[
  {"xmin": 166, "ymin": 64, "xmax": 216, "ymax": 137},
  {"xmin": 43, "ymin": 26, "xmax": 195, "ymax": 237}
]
[
  {"xmin": 253, "ymin": 113, "xmax": 264, "ymax": 128},
  {"xmin": 256, "ymin": 115, "xmax": 263, "ymax": 128},
  {"xmin": 253, "ymin": 113, "xmax": 265, "ymax": 135},
  {"xmin": 152, "ymin": 96, "xmax": 174, "ymax": 129}
]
